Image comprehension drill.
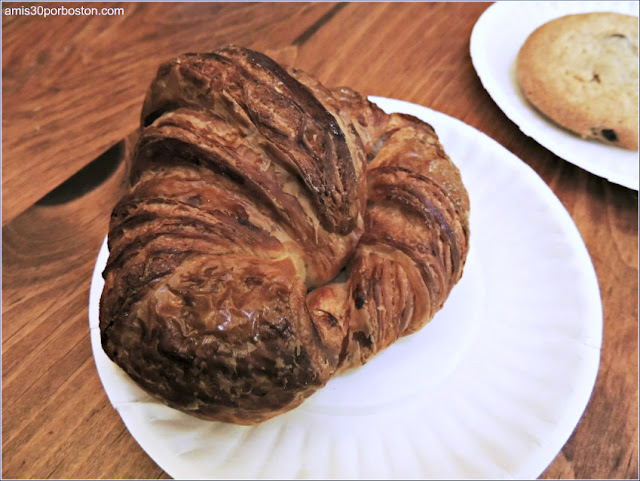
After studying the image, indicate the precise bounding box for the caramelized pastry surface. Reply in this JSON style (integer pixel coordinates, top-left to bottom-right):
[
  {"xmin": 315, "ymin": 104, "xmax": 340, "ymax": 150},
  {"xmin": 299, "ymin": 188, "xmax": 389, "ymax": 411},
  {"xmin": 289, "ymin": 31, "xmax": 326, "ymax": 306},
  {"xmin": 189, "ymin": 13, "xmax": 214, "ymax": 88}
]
[{"xmin": 100, "ymin": 46, "xmax": 470, "ymax": 424}]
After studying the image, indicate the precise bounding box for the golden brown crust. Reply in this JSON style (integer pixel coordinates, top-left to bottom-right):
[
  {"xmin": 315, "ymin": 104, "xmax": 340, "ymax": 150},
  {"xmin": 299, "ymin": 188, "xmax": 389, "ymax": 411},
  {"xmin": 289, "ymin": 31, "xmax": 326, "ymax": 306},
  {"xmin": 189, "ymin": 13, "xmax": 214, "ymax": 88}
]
[
  {"xmin": 139, "ymin": 45, "xmax": 364, "ymax": 234},
  {"xmin": 309, "ymin": 89, "xmax": 470, "ymax": 371},
  {"xmin": 100, "ymin": 46, "xmax": 470, "ymax": 424}
]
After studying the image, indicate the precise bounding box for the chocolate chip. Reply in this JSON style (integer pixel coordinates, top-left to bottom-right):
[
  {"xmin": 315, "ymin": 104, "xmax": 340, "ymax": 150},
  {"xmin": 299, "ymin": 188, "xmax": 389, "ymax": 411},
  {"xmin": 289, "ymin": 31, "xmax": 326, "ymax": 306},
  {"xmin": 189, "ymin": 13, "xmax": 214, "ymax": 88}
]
[{"xmin": 601, "ymin": 129, "xmax": 618, "ymax": 142}]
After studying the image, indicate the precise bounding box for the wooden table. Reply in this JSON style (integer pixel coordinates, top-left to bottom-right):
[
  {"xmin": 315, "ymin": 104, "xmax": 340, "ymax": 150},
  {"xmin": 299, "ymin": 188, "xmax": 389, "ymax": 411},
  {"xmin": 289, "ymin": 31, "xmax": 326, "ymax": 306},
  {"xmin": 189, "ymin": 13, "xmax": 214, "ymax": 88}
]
[{"xmin": 2, "ymin": 2, "xmax": 638, "ymax": 479}]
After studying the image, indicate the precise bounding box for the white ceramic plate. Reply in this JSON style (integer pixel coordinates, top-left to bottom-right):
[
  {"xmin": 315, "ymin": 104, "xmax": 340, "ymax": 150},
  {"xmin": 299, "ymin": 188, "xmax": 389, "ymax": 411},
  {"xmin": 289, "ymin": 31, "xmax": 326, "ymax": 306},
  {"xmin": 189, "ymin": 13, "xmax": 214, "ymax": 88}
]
[
  {"xmin": 470, "ymin": 1, "xmax": 639, "ymax": 190},
  {"xmin": 89, "ymin": 98, "xmax": 602, "ymax": 480}
]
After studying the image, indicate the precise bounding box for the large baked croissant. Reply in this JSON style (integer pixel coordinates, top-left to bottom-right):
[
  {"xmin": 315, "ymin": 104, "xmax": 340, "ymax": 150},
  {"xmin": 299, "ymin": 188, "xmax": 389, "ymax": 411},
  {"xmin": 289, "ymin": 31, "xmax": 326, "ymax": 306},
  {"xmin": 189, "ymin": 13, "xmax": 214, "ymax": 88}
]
[{"xmin": 100, "ymin": 45, "xmax": 470, "ymax": 424}]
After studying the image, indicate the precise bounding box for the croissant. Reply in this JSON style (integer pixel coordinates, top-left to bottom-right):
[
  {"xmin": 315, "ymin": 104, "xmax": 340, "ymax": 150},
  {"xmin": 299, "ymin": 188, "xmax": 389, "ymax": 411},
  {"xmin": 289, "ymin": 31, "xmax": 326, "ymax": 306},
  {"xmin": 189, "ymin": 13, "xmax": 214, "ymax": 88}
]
[{"xmin": 99, "ymin": 45, "xmax": 470, "ymax": 424}]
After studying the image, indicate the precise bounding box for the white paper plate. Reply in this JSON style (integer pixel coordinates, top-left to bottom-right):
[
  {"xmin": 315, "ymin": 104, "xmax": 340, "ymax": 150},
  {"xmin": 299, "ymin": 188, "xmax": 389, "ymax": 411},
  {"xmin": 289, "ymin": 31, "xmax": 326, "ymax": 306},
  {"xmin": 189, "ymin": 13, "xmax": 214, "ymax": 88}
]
[
  {"xmin": 89, "ymin": 97, "xmax": 602, "ymax": 479},
  {"xmin": 470, "ymin": 1, "xmax": 639, "ymax": 190}
]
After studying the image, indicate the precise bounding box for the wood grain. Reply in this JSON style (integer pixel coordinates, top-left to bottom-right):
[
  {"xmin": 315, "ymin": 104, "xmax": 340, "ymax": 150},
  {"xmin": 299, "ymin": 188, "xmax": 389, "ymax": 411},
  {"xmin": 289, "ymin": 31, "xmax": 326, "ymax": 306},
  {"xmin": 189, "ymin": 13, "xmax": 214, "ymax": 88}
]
[
  {"xmin": 2, "ymin": 2, "xmax": 637, "ymax": 479},
  {"xmin": 1, "ymin": 1, "xmax": 340, "ymax": 225}
]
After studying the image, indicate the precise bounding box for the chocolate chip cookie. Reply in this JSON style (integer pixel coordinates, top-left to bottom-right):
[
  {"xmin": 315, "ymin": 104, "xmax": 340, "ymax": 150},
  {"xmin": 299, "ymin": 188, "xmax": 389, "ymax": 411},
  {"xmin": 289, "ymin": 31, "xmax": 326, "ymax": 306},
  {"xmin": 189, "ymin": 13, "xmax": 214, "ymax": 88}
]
[{"xmin": 517, "ymin": 12, "xmax": 639, "ymax": 150}]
